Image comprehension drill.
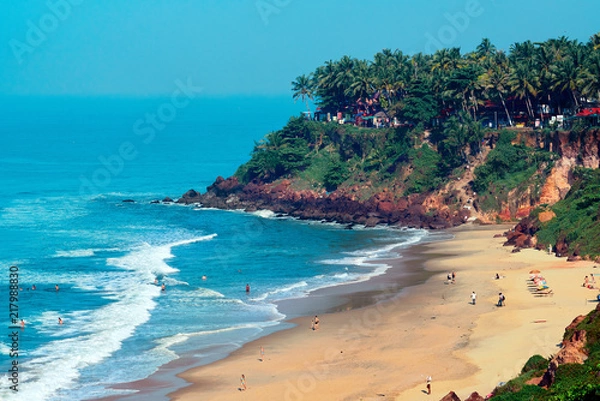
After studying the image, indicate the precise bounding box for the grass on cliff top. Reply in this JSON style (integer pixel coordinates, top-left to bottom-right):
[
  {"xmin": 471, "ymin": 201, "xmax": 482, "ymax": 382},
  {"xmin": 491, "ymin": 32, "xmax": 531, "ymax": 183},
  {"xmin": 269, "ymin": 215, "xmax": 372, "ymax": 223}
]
[{"xmin": 535, "ymin": 167, "xmax": 600, "ymax": 259}]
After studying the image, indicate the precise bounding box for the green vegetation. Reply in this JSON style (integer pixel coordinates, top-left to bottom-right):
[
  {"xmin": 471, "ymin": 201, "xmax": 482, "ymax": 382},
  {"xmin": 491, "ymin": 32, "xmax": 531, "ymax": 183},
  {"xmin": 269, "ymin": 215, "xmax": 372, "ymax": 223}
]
[
  {"xmin": 234, "ymin": 115, "xmax": 490, "ymax": 199},
  {"xmin": 535, "ymin": 168, "xmax": 600, "ymax": 259},
  {"xmin": 295, "ymin": 34, "xmax": 600, "ymax": 128},
  {"xmin": 473, "ymin": 131, "xmax": 555, "ymax": 211}
]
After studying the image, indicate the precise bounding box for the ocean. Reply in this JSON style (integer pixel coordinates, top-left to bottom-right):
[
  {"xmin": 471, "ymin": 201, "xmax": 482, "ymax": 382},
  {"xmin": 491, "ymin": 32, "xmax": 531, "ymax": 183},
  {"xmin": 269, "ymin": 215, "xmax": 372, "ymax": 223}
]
[{"xmin": 0, "ymin": 96, "xmax": 433, "ymax": 401}]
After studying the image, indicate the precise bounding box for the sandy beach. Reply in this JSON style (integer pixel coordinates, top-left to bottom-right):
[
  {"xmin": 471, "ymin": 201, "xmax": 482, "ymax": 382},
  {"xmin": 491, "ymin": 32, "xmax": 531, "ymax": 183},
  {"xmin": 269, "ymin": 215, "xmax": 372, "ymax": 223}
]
[{"xmin": 168, "ymin": 223, "xmax": 599, "ymax": 401}]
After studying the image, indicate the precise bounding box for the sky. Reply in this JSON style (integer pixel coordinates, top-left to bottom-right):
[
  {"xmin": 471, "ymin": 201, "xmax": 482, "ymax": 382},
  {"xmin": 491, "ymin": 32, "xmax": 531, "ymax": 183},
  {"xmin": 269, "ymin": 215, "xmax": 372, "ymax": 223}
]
[{"xmin": 1, "ymin": 0, "xmax": 598, "ymax": 97}]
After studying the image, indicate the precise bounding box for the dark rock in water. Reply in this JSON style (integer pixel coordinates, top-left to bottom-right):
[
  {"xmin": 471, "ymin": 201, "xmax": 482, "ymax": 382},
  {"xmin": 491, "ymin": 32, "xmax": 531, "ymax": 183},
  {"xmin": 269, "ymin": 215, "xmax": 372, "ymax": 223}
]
[
  {"xmin": 465, "ymin": 392, "xmax": 485, "ymax": 401},
  {"xmin": 122, "ymin": 199, "xmax": 135, "ymax": 203},
  {"xmin": 439, "ymin": 391, "xmax": 462, "ymax": 401},
  {"xmin": 150, "ymin": 200, "xmax": 160, "ymax": 204},
  {"xmin": 364, "ymin": 217, "xmax": 380, "ymax": 228},
  {"xmin": 162, "ymin": 197, "xmax": 174, "ymax": 203},
  {"xmin": 177, "ymin": 189, "xmax": 202, "ymax": 205}
]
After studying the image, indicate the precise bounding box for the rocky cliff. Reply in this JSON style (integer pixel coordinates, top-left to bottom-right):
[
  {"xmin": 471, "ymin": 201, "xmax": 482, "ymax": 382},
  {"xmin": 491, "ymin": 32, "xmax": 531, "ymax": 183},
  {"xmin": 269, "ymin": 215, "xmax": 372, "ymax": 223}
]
[
  {"xmin": 175, "ymin": 129, "xmax": 599, "ymax": 231},
  {"xmin": 177, "ymin": 176, "xmax": 470, "ymax": 229}
]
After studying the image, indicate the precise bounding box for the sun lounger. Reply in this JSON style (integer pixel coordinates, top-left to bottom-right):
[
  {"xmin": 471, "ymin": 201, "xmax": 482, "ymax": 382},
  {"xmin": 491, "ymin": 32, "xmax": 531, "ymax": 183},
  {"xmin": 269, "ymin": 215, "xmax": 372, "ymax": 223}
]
[{"xmin": 533, "ymin": 289, "xmax": 553, "ymax": 297}]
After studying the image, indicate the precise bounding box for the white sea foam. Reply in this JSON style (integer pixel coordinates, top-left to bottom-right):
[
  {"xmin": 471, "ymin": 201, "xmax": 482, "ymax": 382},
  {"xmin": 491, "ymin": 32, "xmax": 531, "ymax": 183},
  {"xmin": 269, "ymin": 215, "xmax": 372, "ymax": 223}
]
[
  {"xmin": 152, "ymin": 319, "xmax": 284, "ymax": 361},
  {"xmin": 251, "ymin": 281, "xmax": 308, "ymax": 301},
  {"xmin": 10, "ymin": 235, "xmax": 217, "ymax": 401},
  {"xmin": 251, "ymin": 209, "xmax": 276, "ymax": 219},
  {"xmin": 53, "ymin": 249, "xmax": 96, "ymax": 258}
]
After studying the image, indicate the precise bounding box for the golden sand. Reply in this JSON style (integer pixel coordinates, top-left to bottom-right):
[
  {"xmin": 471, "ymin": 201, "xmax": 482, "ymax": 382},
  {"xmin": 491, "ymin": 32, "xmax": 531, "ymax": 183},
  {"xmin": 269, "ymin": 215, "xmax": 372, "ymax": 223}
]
[{"xmin": 169, "ymin": 224, "xmax": 598, "ymax": 401}]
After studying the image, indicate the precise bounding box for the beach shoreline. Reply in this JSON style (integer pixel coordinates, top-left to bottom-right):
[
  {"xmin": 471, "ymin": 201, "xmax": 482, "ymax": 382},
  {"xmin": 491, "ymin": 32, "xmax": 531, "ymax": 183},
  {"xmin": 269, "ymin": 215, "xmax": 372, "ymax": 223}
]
[
  {"xmin": 166, "ymin": 223, "xmax": 599, "ymax": 401},
  {"xmin": 93, "ymin": 226, "xmax": 449, "ymax": 401},
  {"xmin": 95, "ymin": 222, "xmax": 600, "ymax": 401}
]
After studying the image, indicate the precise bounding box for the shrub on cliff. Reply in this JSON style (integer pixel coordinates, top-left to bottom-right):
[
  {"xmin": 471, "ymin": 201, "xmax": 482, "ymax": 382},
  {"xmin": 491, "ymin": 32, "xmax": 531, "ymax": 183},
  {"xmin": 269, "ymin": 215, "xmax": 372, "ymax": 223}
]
[
  {"xmin": 535, "ymin": 168, "xmax": 600, "ymax": 259},
  {"xmin": 473, "ymin": 130, "xmax": 554, "ymax": 212},
  {"xmin": 405, "ymin": 144, "xmax": 442, "ymax": 194}
]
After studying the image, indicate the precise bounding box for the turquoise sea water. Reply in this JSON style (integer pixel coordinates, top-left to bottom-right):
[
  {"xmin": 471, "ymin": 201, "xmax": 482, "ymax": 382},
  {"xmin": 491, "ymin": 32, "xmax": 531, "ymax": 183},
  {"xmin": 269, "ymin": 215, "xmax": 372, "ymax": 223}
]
[{"xmin": 0, "ymin": 96, "xmax": 431, "ymax": 401}]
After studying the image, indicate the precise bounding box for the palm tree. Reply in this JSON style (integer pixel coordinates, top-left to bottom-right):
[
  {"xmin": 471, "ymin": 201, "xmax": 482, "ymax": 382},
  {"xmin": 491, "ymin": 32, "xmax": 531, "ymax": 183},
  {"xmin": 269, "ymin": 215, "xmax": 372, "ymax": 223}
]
[
  {"xmin": 591, "ymin": 32, "xmax": 600, "ymax": 50},
  {"xmin": 333, "ymin": 56, "xmax": 356, "ymax": 99},
  {"xmin": 476, "ymin": 38, "xmax": 497, "ymax": 65},
  {"xmin": 509, "ymin": 62, "xmax": 539, "ymax": 119},
  {"xmin": 347, "ymin": 60, "xmax": 374, "ymax": 99},
  {"xmin": 431, "ymin": 47, "xmax": 462, "ymax": 73},
  {"xmin": 480, "ymin": 52, "xmax": 513, "ymax": 126},
  {"xmin": 291, "ymin": 74, "xmax": 314, "ymax": 115},
  {"xmin": 550, "ymin": 53, "xmax": 583, "ymax": 109},
  {"xmin": 579, "ymin": 51, "xmax": 600, "ymax": 101}
]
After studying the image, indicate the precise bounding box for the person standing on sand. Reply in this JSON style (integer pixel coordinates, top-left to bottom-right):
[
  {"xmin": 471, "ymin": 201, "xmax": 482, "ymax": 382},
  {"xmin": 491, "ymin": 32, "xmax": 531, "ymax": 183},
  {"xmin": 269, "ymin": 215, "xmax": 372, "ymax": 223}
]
[
  {"xmin": 260, "ymin": 346, "xmax": 264, "ymax": 361},
  {"xmin": 240, "ymin": 374, "xmax": 247, "ymax": 391},
  {"xmin": 426, "ymin": 375, "xmax": 432, "ymax": 394},
  {"xmin": 312, "ymin": 315, "xmax": 320, "ymax": 330},
  {"xmin": 497, "ymin": 293, "xmax": 505, "ymax": 307},
  {"xmin": 471, "ymin": 291, "xmax": 477, "ymax": 305}
]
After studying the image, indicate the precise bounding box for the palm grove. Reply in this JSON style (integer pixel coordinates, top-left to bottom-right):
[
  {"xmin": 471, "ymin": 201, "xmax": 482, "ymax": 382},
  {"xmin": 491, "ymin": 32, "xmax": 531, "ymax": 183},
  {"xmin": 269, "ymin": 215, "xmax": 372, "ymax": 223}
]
[{"xmin": 236, "ymin": 34, "xmax": 600, "ymax": 204}]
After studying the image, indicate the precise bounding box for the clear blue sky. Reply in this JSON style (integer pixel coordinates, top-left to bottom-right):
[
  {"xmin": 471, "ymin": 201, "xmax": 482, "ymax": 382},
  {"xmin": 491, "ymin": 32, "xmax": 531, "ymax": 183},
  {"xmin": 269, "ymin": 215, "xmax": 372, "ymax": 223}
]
[{"xmin": 1, "ymin": 0, "xmax": 598, "ymax": 96}]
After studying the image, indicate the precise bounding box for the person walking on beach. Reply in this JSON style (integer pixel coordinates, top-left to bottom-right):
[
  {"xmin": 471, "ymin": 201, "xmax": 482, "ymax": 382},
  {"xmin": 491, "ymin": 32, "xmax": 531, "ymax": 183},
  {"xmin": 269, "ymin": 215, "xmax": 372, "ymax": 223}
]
[
  {"xmin": 471, "ymin": 291, "xmax": 477, "ymax": 305},
  {"xmin": 311, "ymin": 315, "xmax": 320, "ymax": 330},
  {"xmin": 497, "ymin": 293, "xmax": 505, "ymax": 307},
  {"xmin": 260, "ymin": 346, "xmax": 264, "ymax": 362},
  {"xmin": 426, "ymin": 375, "xmax": 432, "ymax": 394},
  {"xmin": 240, "ymin": 374, "xmax": 247, "ymax": 391}
]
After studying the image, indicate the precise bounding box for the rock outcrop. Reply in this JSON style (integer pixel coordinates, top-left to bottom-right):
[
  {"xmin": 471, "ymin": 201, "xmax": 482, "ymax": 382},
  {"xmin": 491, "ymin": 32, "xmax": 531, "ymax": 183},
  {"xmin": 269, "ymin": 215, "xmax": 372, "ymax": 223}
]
[
  {"xmin": 539, "ymin": 303, "xmax": 598, "ymax": 387},
  {"xmin": 178, "ymin": 176, "xmax": 470, "ymax": 229},
  {"xmin": 439, "ymin": 391, "xmax": 461, "ymax": 401},
  {"xmin": 464, "ymin": 392, "xmax": 485, "ymax": 401}
]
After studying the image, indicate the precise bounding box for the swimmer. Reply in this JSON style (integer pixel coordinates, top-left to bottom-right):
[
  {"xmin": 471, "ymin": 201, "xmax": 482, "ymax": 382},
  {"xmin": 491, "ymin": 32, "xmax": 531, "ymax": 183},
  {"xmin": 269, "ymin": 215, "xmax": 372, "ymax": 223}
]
[
  {"xmin": 161, "ymin": 283, "xmax": 166, "ymax": 292},
  {"xmin": 32, "ymin": 284, "xmax": 36, "ymax": 290},
  {"xmin": 246, "ymin": 284, "xmax": 250, "ymax": 293},
  {"xmin": 202, "ymin": 275, "xmax": 207, "ymax": 280},
  {"xmin": 58, "ymin": 317, "xmax": 63, "ymax": 325},
  {"xmin": 55, "ymin": 284, "xmax": 59, "ymax": 292},
  {"xmin": 20, "ymin": 319, "xmax": 25, "ymax": 328}
]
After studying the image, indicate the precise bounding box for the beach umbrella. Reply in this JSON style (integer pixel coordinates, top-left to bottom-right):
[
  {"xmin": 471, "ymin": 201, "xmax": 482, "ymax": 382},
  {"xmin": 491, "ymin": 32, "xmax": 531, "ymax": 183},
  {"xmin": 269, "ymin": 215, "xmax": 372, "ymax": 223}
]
[{"xmin": 529, "ymin": 269, "xmax": 541, "ymax": 274}]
